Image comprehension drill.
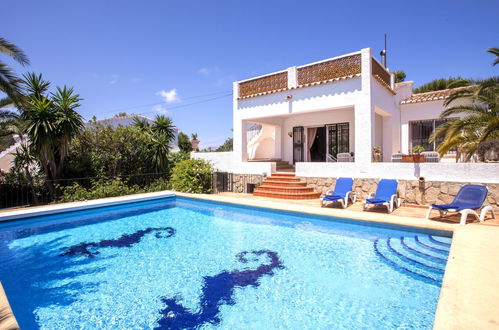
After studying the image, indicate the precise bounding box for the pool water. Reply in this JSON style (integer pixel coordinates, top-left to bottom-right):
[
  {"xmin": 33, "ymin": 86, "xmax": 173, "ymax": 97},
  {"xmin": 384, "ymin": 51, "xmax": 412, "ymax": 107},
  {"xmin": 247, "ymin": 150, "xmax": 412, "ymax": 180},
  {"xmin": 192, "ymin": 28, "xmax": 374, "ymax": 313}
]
[{"xmin": 0, "ymin": 197, "xmax": 451, "ymax": 329}]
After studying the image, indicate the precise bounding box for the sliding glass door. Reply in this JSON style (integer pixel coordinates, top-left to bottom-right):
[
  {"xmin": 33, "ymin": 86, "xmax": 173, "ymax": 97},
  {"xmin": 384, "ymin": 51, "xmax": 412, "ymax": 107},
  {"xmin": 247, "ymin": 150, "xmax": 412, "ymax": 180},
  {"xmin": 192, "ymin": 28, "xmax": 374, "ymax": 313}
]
[{"xmin": 326, "ymin": 123, "xmax": 349, "ymax": 161}]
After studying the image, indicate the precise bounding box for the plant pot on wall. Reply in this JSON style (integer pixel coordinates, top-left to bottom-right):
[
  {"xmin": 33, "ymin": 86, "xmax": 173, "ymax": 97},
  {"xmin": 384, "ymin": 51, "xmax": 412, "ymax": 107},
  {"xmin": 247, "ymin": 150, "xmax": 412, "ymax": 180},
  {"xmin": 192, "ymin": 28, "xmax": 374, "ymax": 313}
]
[
  {"xmin": 190, "ymin": 139, "xmax": 200, "ymax": 152},
  {"xmin": 402, "ymin": 154, "xmax": 424, "ymax": 163}
]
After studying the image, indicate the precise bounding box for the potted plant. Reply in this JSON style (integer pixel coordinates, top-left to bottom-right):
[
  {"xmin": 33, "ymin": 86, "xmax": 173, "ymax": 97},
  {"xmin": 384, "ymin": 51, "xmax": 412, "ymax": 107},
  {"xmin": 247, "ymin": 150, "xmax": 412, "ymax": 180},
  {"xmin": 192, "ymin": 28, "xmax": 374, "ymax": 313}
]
[
  {"xmin": 403, "ymin": 145, "xmax": 425, "ymax": 162},
  {"xmin": 372, "ymin": 146, "xmax": 382, "ymax": 162},
  {"xmin": 190, "ymin": 133, "xmax": 200, "ymax": 152}
]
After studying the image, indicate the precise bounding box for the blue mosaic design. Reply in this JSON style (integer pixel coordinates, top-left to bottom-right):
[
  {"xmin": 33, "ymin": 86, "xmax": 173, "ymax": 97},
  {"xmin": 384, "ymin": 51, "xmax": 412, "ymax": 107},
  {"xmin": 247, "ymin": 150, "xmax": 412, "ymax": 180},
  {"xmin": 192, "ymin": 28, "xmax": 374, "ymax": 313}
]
[
  {"xmin": 60, "ymin": 226, "xmax": 175, "ymax": 258},
  {"xmin": 155, "ymin": 249, "xmax": 284, "ymax": 329}
]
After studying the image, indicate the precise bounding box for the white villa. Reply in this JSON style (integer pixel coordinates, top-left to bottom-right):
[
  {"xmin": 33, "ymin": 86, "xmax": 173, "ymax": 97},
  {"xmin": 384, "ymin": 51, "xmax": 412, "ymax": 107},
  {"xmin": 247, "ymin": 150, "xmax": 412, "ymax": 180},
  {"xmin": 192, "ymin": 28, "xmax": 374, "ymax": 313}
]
[{"xmin": 194, "ymin": 48, "xmax": 498, "ymax": 192}]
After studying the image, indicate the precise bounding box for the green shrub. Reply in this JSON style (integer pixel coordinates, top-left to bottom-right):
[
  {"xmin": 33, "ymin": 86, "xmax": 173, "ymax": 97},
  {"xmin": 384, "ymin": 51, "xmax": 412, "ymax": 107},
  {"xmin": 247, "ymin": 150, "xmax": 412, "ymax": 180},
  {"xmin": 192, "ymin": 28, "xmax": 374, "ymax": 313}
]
[
  {"xmin": 147, "ymin": 177, "xmax": 171, "ymax": 192},
  {"xmin": 170, "ymin": 159, "xmax": 213, "ymax": 193},
  {"xmin": 58, "ymin": 178, "xmax": 143, "ymax": 202}
]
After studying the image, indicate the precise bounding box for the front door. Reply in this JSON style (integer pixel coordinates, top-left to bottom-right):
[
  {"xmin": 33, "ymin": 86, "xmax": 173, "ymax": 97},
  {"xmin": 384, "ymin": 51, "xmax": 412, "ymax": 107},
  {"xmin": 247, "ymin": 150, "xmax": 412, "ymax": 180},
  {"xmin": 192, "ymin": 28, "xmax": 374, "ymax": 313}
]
[
  {"xmin": 292, "ymin": 126, "xmax": 304, "ymax": 164},
  {"xmin": 326, "ymin": 123, "xmax": 349, "ymax": 161}
]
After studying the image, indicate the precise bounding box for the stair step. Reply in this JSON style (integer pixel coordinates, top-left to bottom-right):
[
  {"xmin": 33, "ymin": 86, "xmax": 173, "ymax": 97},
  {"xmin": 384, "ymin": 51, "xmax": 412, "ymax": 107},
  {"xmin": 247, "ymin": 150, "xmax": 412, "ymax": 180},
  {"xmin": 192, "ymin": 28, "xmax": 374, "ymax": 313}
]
[
  {"xmin": 271, "ymin": 173, "xmax": 296, "ymax": 177},
  {"xmin": 266, "ymin": 176, "xmax": 301, "ymax": 182},
  {"xmin": 255, "ymin": 186, "xmax": 315, "ymax": 193},
  {"xmin": 253, "ymin": 191, "xmax": 321, "ymax": 200},
  {"xmin": 263, "ymin": 181, "xmax": 307, "ymax": 187},
  {"xmin": 374, "ymin": 238, "xmax": 443, "ymax": 285}
]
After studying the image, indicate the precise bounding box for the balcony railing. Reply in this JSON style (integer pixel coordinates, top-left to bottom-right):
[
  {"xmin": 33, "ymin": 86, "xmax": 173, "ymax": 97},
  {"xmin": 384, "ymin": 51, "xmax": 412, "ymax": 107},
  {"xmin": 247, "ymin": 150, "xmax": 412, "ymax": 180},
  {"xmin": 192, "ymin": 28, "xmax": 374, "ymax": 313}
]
[
  {"xmin": 238, "ymin": 71, "xmax": 288, "ymax": 99},
  {"xmin": 237, "ymin": 50, "xmax": 394, "ymax": 99},
  {"xmin": 296, "ymin": 54, "xmax": 361, "ymax": 86},
  {"xmin": 371, "ymin": 58, "xmax": 393, "ymax": 93}
]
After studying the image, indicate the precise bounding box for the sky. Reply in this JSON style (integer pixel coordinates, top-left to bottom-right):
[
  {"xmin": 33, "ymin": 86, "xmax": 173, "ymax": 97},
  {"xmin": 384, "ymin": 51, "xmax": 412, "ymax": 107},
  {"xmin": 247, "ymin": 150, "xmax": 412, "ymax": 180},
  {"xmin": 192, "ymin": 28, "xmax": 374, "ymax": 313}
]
[{"xmin": 2, "ymin": 0, "xmax": 498, "ymax": 148}]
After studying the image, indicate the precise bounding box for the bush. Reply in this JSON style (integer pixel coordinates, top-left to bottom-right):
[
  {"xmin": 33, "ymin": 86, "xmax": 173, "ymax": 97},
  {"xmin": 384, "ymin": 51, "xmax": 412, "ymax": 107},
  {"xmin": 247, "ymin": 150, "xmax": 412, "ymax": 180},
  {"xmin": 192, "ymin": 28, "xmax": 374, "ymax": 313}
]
[
  {"xmin": 170, "ymin": 159, "xmax": 213, "ymax": 193},
  {"xmin": 58, "ymin": 178, "xmax": 143, "ymax": 202}
]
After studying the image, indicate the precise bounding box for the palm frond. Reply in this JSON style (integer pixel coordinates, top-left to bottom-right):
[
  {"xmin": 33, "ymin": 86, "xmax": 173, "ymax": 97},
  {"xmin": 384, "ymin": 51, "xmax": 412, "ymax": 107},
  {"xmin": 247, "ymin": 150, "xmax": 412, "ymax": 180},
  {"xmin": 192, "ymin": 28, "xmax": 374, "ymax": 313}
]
[
  {"xmin": 0, "ymin": 37, "xmax": 30, "ymax": 66},
  {"xmin": 488, "ymin": 47, "xmax": 499, "ymax": 66}
]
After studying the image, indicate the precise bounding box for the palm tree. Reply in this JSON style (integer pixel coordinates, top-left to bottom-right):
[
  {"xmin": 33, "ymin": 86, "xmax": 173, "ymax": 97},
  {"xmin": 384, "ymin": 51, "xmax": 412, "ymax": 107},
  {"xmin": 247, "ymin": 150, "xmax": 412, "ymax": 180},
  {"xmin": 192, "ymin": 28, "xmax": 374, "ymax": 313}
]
[
  {"xmin": 149, "ymin": 133, "xmax": 171, "ymax": 172},
  {"xmin": 0, "ymin": 37, "xmax": 30, "ymax": 107},
  {"xmin": 21, "ymin": 73, "xmax": 83, "ymax": 183},
  {"xmin": 152, "ymin": 115, "xmax": 176, "ymax": 141},
  {"xmin": 429, "ymin": 77, "xmax": 499, "ymax": 161},
  {"xmin": 52, "ymin": 86, "xmax": 83, "ymax": 178},
  {"xmin": 132, "ymin": 117, "xmax": 151, "ymax": 130},
  {"xmin": 488, "ymin": 47, "xmax": 499, "ymax": 66}
]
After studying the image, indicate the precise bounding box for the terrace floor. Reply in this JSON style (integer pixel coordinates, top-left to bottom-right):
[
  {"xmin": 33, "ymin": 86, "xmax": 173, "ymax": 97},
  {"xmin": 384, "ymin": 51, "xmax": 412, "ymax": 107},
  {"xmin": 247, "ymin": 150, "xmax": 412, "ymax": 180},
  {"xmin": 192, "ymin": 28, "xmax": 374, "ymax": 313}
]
[{"xmin": 215, "ymin": 192, "xmax": 499, "ymax": 227}]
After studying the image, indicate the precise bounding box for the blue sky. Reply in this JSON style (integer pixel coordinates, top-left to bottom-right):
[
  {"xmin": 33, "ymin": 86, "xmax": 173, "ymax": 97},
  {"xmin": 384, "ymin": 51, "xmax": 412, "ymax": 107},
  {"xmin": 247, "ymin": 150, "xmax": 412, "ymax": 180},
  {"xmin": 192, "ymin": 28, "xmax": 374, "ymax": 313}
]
[{"xmin": 3, "ymin": 0, "xmax": 498, "ymax": 148}]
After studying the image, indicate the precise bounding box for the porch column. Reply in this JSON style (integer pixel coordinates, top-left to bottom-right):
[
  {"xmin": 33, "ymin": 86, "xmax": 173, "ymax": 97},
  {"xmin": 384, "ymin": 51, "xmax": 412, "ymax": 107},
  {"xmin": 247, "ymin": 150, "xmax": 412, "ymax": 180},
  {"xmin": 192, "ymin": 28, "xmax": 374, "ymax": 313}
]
[
  {"xmin": 233, "ymin": 82, "xmax": 248, "ymax": 162},
  {"xmin": 354, "ymin": 48, "xmax": 374, "ymax": 165}
]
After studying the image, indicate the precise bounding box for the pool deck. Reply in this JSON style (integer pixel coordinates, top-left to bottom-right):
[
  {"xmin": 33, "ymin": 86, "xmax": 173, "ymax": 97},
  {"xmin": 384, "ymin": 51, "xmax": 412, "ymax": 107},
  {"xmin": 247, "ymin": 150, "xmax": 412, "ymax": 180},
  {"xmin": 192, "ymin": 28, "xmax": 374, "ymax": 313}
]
[{"xmin": 0, "ymin": 191, "xmax": 498, "ymax": 329}]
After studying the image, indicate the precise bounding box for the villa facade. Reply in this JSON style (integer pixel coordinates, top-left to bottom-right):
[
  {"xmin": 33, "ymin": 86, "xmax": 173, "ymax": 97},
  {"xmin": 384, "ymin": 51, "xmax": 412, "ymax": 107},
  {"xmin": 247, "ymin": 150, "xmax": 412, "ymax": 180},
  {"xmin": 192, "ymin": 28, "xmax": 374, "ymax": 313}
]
[{"xmin": 193, "ymin": 48, "xmax": 498, "ymax": 203}]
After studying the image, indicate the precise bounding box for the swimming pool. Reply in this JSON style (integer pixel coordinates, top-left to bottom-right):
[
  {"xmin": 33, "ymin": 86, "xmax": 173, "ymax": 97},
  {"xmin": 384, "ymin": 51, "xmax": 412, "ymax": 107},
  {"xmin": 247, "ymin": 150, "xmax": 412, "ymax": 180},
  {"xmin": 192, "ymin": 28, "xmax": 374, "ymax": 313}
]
[{"xmin": 0, "ymin": 196, "xmax": 451, "ymax": 329}]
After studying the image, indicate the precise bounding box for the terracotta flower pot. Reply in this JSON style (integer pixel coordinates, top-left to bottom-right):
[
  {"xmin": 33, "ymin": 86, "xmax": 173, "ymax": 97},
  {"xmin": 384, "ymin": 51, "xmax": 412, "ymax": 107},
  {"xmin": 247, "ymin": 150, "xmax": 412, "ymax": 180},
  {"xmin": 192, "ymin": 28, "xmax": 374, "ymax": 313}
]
[
  {"xmin": 402, "ymin": 154, "xmax": 424, "ymax": 163},
  {"xmin": 190, "ymin": 139, "xmax": 200, "ymax": 152}
]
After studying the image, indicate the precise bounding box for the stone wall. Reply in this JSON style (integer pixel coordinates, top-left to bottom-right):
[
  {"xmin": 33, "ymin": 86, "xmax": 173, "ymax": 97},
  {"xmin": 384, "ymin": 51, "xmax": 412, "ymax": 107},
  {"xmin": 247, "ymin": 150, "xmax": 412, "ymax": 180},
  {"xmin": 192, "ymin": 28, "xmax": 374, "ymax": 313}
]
[{"xmin": 302, "ymin": 177, "xmax": 499, "ymax": 208}]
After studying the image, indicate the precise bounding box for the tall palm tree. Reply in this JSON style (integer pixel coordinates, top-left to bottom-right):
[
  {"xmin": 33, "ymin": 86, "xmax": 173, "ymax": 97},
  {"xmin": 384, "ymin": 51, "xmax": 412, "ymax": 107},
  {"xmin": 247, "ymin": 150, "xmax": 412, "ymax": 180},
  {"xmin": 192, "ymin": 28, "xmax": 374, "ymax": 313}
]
[
  {"xmin": 52, "ymin": 86, "xmax": 83, "ymax": 178},
  {"xmin": 21, "ymin": 73, "xmax": 83, "ymax": 182},
  {"xmin": 430, "ymin": 77, "xmax": 499, "ymax": 161},
  {"xmin": 0, "ymin": 37, "xmax": 29, "ymax": 108}
]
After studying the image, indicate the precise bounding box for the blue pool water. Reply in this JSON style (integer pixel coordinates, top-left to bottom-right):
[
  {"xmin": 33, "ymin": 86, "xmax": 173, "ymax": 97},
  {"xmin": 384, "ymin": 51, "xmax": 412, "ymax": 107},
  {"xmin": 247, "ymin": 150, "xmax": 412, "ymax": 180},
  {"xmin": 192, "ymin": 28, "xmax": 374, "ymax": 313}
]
[{"xmin": 0, "ymin": 197, "xmax": 451, "ymax": 329}]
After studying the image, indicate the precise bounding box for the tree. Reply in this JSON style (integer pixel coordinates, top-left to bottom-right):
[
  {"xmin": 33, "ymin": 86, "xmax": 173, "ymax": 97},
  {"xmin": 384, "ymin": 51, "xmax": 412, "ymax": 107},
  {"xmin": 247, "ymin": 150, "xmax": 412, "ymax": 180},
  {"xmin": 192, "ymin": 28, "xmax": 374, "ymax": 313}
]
[
  {"xmin": 178, "ymin": 132, "xmax": 192, "ymax": 153},
  {"xmin": 216, "ymin": 137, "xmax": 233, "ymax": 152},
  {"xmin": 21, "ymin": 73, "xmax": 83, "ymax": 184},
  {"xmin": 413, "ymin": 77, "xmax": 472, "ymax": 94},
  {"xmin": 0, "ymin": 37, "xmax": 30, "ymax": 109},
  {"xmin": 430, "ymin": 76, "xmax": 499, "ymax": 161},
  {"xmin": 393, "ymin": 70, "xmax": 406, "ymax": 83}
]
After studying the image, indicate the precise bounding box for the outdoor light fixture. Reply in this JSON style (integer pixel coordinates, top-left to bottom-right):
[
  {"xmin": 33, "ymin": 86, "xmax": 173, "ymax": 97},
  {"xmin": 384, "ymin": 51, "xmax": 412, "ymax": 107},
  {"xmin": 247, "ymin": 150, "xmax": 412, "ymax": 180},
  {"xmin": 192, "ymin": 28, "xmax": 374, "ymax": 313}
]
[{"xmin": 285, "ymin": 95, "xmax": 293, "ymax": 100}]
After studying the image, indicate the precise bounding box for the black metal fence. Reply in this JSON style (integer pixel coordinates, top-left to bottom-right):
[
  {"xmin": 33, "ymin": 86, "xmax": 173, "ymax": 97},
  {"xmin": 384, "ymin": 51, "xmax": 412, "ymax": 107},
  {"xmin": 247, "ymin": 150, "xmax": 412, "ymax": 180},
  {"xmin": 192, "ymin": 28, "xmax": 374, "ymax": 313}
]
[
  {"xmin": 0, "ymin": 172, "xmax": 169, "ymax": 210},
  {"xmin": 212, "ymin": 172, "xmax": 264, "ymax": 194}
]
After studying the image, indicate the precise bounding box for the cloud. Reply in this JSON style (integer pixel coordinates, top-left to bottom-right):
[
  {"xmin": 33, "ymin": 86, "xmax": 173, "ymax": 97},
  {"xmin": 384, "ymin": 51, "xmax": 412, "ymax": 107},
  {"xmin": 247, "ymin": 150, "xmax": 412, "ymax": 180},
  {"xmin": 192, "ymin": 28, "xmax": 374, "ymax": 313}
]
[
  {"xmin": 197, "ymin": 66, "xmax": 220, "ymax": 76},
  {"xmin": 156, "ymin": 88, "xmax": 181, "ymax": 103},
  {"xmin": 198, "ymin": 67, "xmax": 210, "ymax": 75},
  {"xmin": 152, "ymin": 104, "xmax": 169, "ymax": 114},
  {"xmin": 109, "ymin": 74, "xmax": 119, "ymax": 85}
]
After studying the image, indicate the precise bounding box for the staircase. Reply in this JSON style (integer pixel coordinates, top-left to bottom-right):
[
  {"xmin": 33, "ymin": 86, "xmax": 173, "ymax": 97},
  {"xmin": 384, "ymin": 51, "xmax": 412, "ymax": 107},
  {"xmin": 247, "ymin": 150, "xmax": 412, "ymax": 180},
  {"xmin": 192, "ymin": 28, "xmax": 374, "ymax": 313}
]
[
  {"xmin": 374, "ymin": 234, "xmax": 451, "ymax": 285},
  {"xmin": 275, "ymin": 160, "xmax": 295, "ymax": 172},
  {"xmin": 253, "ymin": 173, "xmax": 321, "ymax": 200}
]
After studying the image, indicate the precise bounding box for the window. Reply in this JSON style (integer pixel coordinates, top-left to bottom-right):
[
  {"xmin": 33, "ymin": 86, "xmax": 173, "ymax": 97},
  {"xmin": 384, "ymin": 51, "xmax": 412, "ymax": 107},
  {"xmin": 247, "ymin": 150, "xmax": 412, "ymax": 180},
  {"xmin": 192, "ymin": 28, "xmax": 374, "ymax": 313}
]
[{"xmin": 410, "ymin": 119, "xmax": 454, "ymax": 152}]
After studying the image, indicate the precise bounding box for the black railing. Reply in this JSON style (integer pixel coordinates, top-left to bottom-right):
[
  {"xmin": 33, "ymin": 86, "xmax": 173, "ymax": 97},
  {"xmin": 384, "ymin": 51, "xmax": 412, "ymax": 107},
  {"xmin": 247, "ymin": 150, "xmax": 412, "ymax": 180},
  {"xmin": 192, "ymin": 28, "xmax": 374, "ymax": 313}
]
[
  {"xmin": 0, "ymin": 172, "xmax": 169, "ymax": 210},
  {"xmin": 212, "ymin": 172, "xmax": 264, "ymax": 194}
]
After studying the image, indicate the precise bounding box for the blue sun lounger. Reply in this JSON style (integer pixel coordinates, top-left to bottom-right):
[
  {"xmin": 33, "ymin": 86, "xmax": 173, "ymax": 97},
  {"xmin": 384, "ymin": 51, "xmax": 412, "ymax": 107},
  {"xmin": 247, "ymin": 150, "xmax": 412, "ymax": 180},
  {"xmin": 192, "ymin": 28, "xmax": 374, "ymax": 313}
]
[
  {"xmin": 425, "ymin": 184, "xmax": 495, "ymax": 225},
  {"xmin": 362, "ymin": 179, "xmax": 400, "ymax": 213},
  {"xmin": 321, "ymin": 177, "xmax": 355, "ymax": 208}
]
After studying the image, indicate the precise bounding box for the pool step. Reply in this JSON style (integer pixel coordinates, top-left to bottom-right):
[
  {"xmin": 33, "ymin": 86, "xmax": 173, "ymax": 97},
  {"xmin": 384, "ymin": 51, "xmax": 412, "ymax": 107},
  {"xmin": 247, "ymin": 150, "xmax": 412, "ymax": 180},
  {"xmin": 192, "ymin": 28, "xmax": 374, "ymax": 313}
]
[
  {"xmin": 254, "ymin": 173, "xmax": 320, "ymax": 200},
  {"xmin": 374, "ymin": 235, "xmax": 451, "ymax": 285}
]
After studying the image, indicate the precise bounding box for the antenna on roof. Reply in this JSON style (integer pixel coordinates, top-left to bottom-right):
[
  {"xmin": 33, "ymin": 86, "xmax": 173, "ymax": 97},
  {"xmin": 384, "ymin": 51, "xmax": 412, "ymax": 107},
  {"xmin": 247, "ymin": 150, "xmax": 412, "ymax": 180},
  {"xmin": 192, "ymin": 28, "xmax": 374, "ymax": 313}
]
[{"xmin": 380, "ymin": 34, "xmax": 387, "ymax": 68}]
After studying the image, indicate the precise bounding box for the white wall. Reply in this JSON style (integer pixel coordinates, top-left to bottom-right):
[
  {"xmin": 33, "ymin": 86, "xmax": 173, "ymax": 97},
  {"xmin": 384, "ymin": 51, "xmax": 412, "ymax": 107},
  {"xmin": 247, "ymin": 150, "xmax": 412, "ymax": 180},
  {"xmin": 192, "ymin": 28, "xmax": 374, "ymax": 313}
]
[
  {"xmin": 296, "ymin": 162, "xmax": 499, "ymax": 184},
  {"xmin": 247, "ymin": 124, "xmax": 277, "ymax": 159},
  {"xmin": 192, "ymin": 152, "xmax": 276, "ymax": 175}
]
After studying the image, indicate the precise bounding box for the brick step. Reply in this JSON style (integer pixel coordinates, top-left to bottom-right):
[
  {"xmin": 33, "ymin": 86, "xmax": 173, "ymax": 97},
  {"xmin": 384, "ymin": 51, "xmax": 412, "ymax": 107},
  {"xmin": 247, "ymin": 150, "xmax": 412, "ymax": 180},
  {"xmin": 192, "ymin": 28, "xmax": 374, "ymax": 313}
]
[
  {"xmin": 276, "ymin": 164, "xmax": 294, "ymax": 169},
  {"xmin": 266, "ymin": 176, "xmax": 301, "ymax": 182},
  {"xmin": 253, "ymin": 191, "xmax": 321, "ymax": 200},
  {"xmin": 262, "ymin": 181, "xmax": 307, "ymax": 187},
  {"xmin": 255, "ymin": 186, "xmax": 315, "ymax": 194},
  {"xmin": 271, "ymin": 173, "xmax": 296, "ymax": 177}
]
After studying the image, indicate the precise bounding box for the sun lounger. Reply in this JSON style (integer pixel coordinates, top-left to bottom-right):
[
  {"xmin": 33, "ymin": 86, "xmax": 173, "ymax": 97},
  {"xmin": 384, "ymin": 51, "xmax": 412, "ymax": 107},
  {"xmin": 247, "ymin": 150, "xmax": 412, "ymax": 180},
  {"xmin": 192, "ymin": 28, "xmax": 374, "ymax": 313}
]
[
  {"xmin": 362, "ymin": 179, "xmax": 400, "ymax": 213},
  {"xmin": 321, "ymin": 177, "xmax": 355, "ymax": 208},
  {"xmin": 425, "ymin": 184, "xmax": 495, "ymax": 225}
]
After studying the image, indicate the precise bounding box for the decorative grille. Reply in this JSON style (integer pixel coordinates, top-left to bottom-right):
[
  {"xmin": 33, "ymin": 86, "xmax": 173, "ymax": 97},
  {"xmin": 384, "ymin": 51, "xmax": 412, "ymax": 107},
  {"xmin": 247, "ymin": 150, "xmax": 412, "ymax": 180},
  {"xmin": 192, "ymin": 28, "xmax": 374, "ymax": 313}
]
[
  {"xmin": 297, "ymin": 54, "xmax": 361, "ymax": 86},
  {"xmin": 239, "ymin": 72, "xmax": 288, "ymax": 98},
  {"xmin": 371, "ymin": 58, "xmax": 391, "ymax": 89}
]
